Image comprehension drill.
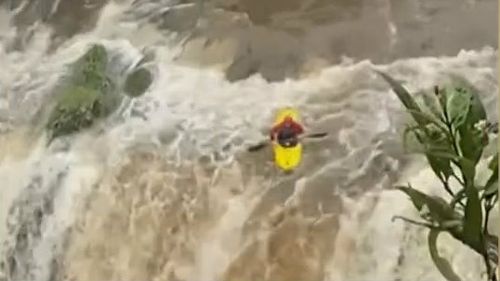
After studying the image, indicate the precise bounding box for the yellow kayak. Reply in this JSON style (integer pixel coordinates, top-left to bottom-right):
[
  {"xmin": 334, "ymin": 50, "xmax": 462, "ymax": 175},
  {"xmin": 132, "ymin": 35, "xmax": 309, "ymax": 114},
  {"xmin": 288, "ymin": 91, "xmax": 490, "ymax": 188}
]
[{"xmin": 272, "ymin": 107, "xmax": 303, "ymax": 172}]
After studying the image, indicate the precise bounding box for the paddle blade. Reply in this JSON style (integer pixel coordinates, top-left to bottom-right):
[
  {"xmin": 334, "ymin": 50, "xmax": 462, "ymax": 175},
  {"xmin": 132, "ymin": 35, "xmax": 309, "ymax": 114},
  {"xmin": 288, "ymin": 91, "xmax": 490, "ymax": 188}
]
[
  {"xmin": 304, "ymin": 132, "xmax": 328, "ymax": 139},
  {"xmin": 247, "ymin": 142, "xmax": 268, "ymax": 152}
]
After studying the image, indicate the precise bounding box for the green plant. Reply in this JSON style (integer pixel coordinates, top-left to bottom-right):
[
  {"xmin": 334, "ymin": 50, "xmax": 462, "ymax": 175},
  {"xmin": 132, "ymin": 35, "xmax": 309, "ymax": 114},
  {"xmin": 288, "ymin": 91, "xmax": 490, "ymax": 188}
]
[{"xmin": 376, "ymin": 70, "xmax": 498, "ymax": 281}]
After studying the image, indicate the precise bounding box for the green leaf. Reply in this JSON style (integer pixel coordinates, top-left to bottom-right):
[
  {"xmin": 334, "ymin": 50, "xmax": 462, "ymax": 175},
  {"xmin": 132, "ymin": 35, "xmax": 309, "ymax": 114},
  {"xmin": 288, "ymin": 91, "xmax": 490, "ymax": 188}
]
[
  {"xmin": 443, "ymin": 79, "xmax": 488, "ymax": 165},
  {"xmin": 424, "ymin": 150, "xmax": 477, "ymax": 181},
  {"xmin": 406, "ymin": 109, "xmax": 449, "ymax": 134},
  {"xmin": 458, "ymin": 126, "xmax": 485, "ymax": 165},
  {"xmin": 421, "ymin": 92, "xmax": 445, "ymax": 122},
  {"xmin": 463, "ymin": 87, "xmax": 487, "ymax": 126},
  {"xmin": 396, "ymin": 185, "xmax": 461, "ymax": 224},
  {"xmin": 436, "ymin": 86, "xmax": 448, "ymax": 115},
  {"xmin": 403, "ymin": 125, "xmax": 423, "ymax": 151},
  {"xmin": 483, "ymin": 155, "xmax": 498, "ymax": 199},
  {"xmin": 428, "ymin": 229, "xmax": 464, "ymax": 281},
  {"xmin": 446, "ymin": 86, "xmax": 471, "ymax": 128},
  {"xmin": 426, "ymin": 154, "xmax": 454, "ymax": 181},
  {"xmin": 423, "ymin": 145, "xmax": 456, "ymax": 181},
  {"xmin": 412, "ymin": 127, "xmax": 454, "ymax": 181},
  {"xmin": 397, "ymin": 185, "xmax": 426, "ymax": 210},
  {"xmin": 448, "ymin": 76, "xmax": 487, "ymax": 124},
  {"xmin": 454, "ymin": 84, "xmax": 487, "ymax": 164},
  {"xmin": 376, "ymin": 70, "xmax": 427, "ymax": 126}
]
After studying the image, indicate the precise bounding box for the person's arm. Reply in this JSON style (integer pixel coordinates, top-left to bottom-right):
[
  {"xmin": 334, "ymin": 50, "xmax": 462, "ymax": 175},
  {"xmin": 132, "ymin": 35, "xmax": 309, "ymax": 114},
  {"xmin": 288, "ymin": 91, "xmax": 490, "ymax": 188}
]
[
  {"xmin": 292, "ymin": 123, "xmax": 304, "ymax": 134},
  {"xmin": 269, "ymin": 127, "xmax": 276, "ymax": 141},
  {"xmin": 269, "ymin": 125, "xmax": 278, "ymax": 140}
]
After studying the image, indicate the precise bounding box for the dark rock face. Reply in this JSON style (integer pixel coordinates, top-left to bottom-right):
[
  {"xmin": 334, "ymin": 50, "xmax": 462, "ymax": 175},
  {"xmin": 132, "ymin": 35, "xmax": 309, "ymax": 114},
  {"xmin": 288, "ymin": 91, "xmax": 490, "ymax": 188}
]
[
  {"xmin": 171, "ymin": 0, "xmax": 498, "ymax": 82},
  {"xmin": 124, "ymin": 67, "xmax": 153, "ymax": 98},
  {"xmin": 1, "ymin": 0, "xmax": 496, "ymax": 82},
  {"xmin": 1, "ymin": 0, "xmax": 109, "ymax": 49}
]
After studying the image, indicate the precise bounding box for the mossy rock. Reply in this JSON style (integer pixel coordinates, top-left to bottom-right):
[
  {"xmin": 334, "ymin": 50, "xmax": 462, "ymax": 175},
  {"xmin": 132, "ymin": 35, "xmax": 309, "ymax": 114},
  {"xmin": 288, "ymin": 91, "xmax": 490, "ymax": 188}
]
[
  {"xmin": 46, "ymin": 44, "xmax": 123, "ymax": 142},
  {"xmin": 72, "ymin": 44, "xmax": 109, "ymax": 89},
  {"xmin": 124, "ymin": 67, "xmax": 152, "ymax": 97},
  {"xmin": 46, "ymin": 86, "xmax": 101, "ymax": 140}
]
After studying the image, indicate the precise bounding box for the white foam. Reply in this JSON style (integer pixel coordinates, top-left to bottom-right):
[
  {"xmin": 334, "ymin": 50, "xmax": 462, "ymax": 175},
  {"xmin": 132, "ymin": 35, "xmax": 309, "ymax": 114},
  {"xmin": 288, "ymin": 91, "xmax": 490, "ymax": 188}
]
[
  {"xmin": 0, "ymin": 2, "xmax": 496, "ymax": 281},
  {"xmin": 30, "ymin": 153, "xmax": 102, "ymax": 281}
]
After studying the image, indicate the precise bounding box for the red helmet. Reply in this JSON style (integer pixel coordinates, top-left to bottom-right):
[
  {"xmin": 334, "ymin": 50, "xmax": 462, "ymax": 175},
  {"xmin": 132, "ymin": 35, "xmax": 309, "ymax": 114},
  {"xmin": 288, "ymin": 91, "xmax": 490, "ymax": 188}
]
[{"xmin": 283, "ymin": 116, "xmax": 293, "ymax": 127}]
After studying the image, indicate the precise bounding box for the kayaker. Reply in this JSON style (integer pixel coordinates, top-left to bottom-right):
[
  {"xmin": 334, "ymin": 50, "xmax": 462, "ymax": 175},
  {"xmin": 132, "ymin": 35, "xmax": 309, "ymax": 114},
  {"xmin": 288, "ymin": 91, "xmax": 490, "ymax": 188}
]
[{"xmin": 269, "ymin": 116, "xmax": 304, "ymax": 147}]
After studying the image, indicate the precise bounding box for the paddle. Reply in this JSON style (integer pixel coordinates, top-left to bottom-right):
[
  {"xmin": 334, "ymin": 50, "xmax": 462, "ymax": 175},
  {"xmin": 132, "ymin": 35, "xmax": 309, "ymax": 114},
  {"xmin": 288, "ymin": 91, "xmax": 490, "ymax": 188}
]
[
  {"xmin": 247, "ymin": 132, "xmax": 328, "ymax": 152},
  {"xmin": 247, "ymin": 142, "xmax": 268, "ymax": 152},
  {"xmin": 301, "ymin": 132, "xmax": 328, "ymax": 139}
]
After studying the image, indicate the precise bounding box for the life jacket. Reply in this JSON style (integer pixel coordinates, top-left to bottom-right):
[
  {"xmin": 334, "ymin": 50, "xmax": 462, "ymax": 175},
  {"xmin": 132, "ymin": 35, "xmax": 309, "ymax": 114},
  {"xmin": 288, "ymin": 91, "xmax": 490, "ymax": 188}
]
[{"xmin": 277, "ymin": 126, "xmax": 299, "ymax": 147}]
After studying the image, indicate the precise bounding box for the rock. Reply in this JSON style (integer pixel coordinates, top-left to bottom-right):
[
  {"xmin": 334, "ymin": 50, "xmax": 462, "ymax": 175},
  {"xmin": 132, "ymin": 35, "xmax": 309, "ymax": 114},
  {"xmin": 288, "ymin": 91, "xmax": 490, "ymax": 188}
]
[
  {"xmin": 124, "ymin": 67, "xmax": 152, "ymax": 98},
  {"xmin": 46, "ymin": 86, "xmax": 100, "ymax": 140},
  {"xmin": 46, "ymin": 44, "xmax": 123, "ymax": 142},
  {"xmin": 135, "ymin": 47, "xmax": 156, "ymax": 67},
  {"xmin": 71, "ymin": 44, "xmax": 109, "ymax": 90}
]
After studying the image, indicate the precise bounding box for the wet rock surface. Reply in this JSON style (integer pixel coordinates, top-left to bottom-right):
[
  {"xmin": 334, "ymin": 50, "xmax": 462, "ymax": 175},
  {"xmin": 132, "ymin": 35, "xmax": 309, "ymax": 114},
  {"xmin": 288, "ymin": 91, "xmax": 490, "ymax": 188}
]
[
  {"xmin": 46, "ymin": 44, "xmax": 121, "ymax": 142},
  {"xmin": 1, "ymin": 0, "xmax": 496, "ymax": 81},
  {"xmin": 124, "ymin": 67, "xmax": 153, "ymax": 98},
  {"xmin": 171, "ymin": 0, "xmax": 498, "ymax": 81}
]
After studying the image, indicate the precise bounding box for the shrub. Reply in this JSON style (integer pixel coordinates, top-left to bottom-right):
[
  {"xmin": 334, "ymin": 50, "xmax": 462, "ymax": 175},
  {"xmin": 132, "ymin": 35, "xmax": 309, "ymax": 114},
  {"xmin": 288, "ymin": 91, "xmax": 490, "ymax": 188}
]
[{"xmin": 377, "ymin": 70, "xmax": 498, "ymax": 281}]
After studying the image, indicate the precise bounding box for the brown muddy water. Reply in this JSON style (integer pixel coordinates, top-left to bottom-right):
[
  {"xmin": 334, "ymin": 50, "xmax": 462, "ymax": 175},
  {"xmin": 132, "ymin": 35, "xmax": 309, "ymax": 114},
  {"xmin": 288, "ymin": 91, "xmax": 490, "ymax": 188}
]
[{"xmin": 0, "ymin": 0, "xmax": 498, "ymax": 281}]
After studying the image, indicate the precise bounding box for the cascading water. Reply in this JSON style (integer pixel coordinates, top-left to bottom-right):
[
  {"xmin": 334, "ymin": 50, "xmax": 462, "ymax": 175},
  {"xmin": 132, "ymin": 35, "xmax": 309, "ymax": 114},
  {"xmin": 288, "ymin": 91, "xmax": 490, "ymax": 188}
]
[{"xmin": 0, "ymin": 0, "xmax": 497, "ymax": 281}]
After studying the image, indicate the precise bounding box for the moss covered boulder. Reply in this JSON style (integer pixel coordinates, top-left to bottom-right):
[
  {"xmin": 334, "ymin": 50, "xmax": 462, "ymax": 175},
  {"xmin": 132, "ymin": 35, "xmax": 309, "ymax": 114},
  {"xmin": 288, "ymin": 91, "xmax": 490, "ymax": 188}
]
[
  {"xmin": 46, "ymin": 44, "xmax": 122, "ymax": 142},
  {"xmin": 46, "ymin": 86, "xmax": 100, "ymax": 140},
  {"xmin": 124, "ymin": 67, "xmax": 152, "ymax": 98},
  {"xmin": 72, "ymin": 44, "xmax": 109, "ymax": 88}
]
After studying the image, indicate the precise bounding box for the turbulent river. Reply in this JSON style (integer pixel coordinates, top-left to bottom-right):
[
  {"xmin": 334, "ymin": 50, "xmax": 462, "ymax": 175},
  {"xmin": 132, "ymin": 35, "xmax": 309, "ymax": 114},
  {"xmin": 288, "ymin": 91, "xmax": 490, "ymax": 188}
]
[{"xmin": 0, "ymin": 0, "xmax": 498, "ymax": 281}]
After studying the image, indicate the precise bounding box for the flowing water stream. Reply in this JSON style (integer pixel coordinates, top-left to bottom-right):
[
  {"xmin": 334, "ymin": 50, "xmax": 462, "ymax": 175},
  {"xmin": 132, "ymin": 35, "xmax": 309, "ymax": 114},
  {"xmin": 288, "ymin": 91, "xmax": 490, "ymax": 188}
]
[{"xmin": 0, "ymin": 0, "xmax": 498, "ymax": 281}]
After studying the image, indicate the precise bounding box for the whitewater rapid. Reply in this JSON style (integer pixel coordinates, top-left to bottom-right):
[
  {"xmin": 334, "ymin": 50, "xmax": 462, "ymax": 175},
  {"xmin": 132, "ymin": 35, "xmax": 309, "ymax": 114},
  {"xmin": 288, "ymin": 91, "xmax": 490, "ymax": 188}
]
[{"xmin": 0, "ymin": 1, "xmax": 498, "ymax": 281}]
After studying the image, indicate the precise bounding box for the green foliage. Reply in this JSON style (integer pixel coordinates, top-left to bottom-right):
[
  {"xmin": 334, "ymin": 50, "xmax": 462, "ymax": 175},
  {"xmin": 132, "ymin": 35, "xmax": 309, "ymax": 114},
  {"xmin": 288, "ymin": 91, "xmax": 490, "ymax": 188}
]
[
  {"xmin": 428, "ymin": 230, "xmax": 464, "ymax": 281},
  {"xmin": 377, "ymin": 70, "xmax": 498, "ymax": 281},
  {"xmin": 483, "ymin": 154, "xmax": 498, "ymax": 199}
]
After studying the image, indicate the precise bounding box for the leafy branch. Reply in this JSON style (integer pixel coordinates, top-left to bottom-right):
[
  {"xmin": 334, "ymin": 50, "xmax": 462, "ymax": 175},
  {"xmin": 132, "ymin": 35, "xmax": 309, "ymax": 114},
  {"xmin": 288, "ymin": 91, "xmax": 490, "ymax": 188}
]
[{"xmin": 376, "ymin": 70, "xmax": 498, "ymax": 281}]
